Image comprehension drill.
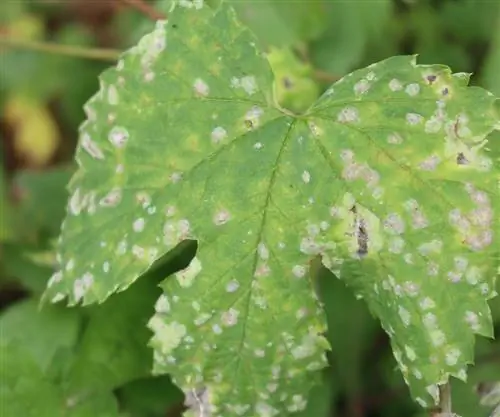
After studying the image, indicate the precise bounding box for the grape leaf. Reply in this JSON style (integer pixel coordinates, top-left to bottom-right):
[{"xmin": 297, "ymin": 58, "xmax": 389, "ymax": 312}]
[
  {"xmin": 0, "ymin": 299, "xmax": 82, "ymax": 372},
  {"xmin": 43, "ymin": 0, "xmax": 499, "ymax": 415},
  {"xmin": 0, "ymin": 332, "xmax": 118, "ymax": 417}
]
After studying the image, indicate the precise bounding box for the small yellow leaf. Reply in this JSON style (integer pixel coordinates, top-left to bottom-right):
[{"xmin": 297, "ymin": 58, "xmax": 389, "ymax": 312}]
[{"xmin": 4, "ymin": 96, "xmax": 60, "ymax": 167}]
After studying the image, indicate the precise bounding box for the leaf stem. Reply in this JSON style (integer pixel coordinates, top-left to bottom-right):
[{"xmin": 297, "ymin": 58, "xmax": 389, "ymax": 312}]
[
  {"xmin": 0, "ymin": 36, "xmax": 120, "ymax": 61},
  {"xmin": 119, "ymin": 0, "xmax": 166, "ymax": 20},
  {"xmin": 438, "ymin": 383, "xmax": 453, "ymax": 416}
]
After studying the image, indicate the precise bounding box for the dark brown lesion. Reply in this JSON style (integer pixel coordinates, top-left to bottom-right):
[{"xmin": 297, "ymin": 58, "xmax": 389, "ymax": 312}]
[
  {"xmin": 426, "ymin": 74, "xmax": 437, "ymax": 85},
  {"xmin": 456, "ymin": 152, "xmax": 469, "ymax": 165},
  {"xmin": 349, "ymin": 205, "xmax": 369, "ymax": 257}
]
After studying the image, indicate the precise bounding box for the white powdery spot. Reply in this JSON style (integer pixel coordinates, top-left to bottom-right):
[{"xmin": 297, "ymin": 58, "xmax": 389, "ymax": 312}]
[
  {"xmin": 383, "ymin": 213, "xmax": 405, "ymax": 235},
  {"xmin": 429, "ymin": 329, "xmax": 446, "ymax": 346},
  {"xmin": 169, "ymin": 172, "xmax": 182, "ymax": 183},
  {"xmin": 403, "ymin": 281, "xmax": 419, "ymax": 297},
  {"xmin": 211, "ymin": 126, "xmax": 227, "ymax": 144},
  {"xmin": 445, "ymin": 347, "xmax": 461, "ymax": 366},
  {"xmin": 66, "ymin": 259, "xmax": 75, "ymax": 271},
  {"xmin": 99, "ymin": 188, "xmax": 122, "ymax": 207},
  {"xmin": 244, "ymin": 106, "xmax": 264, "ymax": 129},
  {"xmin": 81, "ymin": 133, "xmax": 105, "ymax": 160},
  {"xmin": 133, "ymin": 217, "xmax": 145, "ymax": 232},
  {"xmin": 388, "ymin": 237, "xmax": 405, "ymax": 254},
  {"xmin": 419, "ymin": 297, "xmax": 435, "ymax": 310},
  {"xmin": 425, "ymin": 116, "xmax": 442, "ymax": 133},
  {"xmin": 212, "ymin": 324, "xmax": 222, "ymax": 334},
  {"xmin": 406, "ymin": 113, "xmax": 423, "ymax": 125},
  {"xmin": 240, "ymin": 75, "xmax": 258, "ymax": 95},
  {"xmin": 226, "ymin": 280, "xmax": 240, "ymax": 293},
  {"xmin": 163, "ymin": 219, "xmax": 191, "ymax": 246},
  {"xmin": 73, "ymin": 272, "xmax": 94, "ymax": 302},
  {"xmin": 108, "ymin": 126, "xmax": 129, "ymax": 148},
  {"xmin": 221, "ymin": 308, "xmax": 239, "ymax": 326},
  {"xmin": 337, "ymin": 106, "xmax": 359, "ymax": 123},
  {"xmin": 464, "ymin": 311, "xmax": 480, "ymax": 331},
  {"xmin": 132, "ymin": 245, "xmax": 145, "ymax": 259},
  {"xmin": 292, "ymin": 265, "xmax": 306, "ymax": 278},
  {"xmin": 175, "ymin": 257, "xmax": 202, "ymax": 287},
  {"xmin": 254, "ymin": 141, "xmax": 263, "ymax": 150},
  {"xmin": 108, "ymin": 84, "xmax": 119, "ymax": 105},
  {"xmin": 419, "ymin": 155, "xmax": 441, "ymax": 171},
  {"xmin": 287, "ymin": 394, "xmax": 307, "ymax": 413},
  {"xmin": 389, "ymin": 79, "xmax": 403, "ymax": 91},
  {"xmin": 354, "ymin": 79, "xmax": 370, "ymax": 95},
  {"xmin": 148, "ymin": 317, "xmax": 186, "ymax": 355},
  {"xmin": 255, "ymin": 402, "xmax": 279, "ymax": 417},
  {"xmin": 257, "ymin": 242, "xmax": 269, "ymax": 260},
  {"xmin": 155, "ymin": 294, "xmax": 170, "ymax": 313},
  {"xmin": 103, "ymin": 261, "xmax": 110, "ymax": 273},
  {"xmin": 387, "ymin": 132, "xmax": 403, "ymax": 144},
  {"xmin": 213, "ymin": 209, "xmax": 231, "ymax": 225},
  {"xmin": 299, "ymin": 237, "xmax": 322, "ymax": 255},
  {"xmin": 405, "ymin": 345, "xmax": 417, "ymax": 361},
  {"xmin": 48, "ymin": 271, "xmax": 63, "ymax": 288},
  {"xmin": 193, "ymin": 78, "xmax": 209, "ymax": 97},
  {"xmin": 302, "ymin": 170, "xmax": 311, "ymax": 183},
  {"xmin": 291, "ymin": 333, "xmax": 319, "ymax": 359},
  {"xmin": 398, "ymin": 306, "xmax": 411, "ymax": 326},
  {"xmin": 405, "ymin": 83, "xmax": 420, "ymax": 96}
]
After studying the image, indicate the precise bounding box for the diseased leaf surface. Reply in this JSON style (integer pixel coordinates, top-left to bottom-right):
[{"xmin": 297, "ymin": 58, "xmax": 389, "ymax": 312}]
[{"xmin": 43, "ymin": 1, "xmax": 499, "ymax": 414}]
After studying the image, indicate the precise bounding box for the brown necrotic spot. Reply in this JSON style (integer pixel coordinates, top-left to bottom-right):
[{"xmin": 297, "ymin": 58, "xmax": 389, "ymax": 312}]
[{"xmin": 456, "ymin": 153, "xmax": 469, "ymax": 165}]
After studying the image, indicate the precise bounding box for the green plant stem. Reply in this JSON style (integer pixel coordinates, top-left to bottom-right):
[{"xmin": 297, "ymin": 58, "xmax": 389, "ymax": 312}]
[
  {"xmin": 120, "ymin": 0, "xmax": 166, "ymax": 20},
  {"xmin": 438, "ymin": 383, "xmax": 453, "ymax": 416},
  {"xmin": 0, "ymin": 36, "xmax": 120, "ymax": 62}
]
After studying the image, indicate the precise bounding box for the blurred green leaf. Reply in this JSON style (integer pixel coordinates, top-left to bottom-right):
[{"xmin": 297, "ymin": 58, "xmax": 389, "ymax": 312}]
[
  {"xmin": 0, "ymin": 342, "xmax": 119, "ymax": 417},
  {"xmin": 313, "ymin": 259, "xmax": 378, "ymax": 400},
  {"xmin": 14, "ymin": 166, "xmax": 74, "ymax": 238},
  {"xmin": 441, "ymin": 0, "xmax": 500, "ymax": 44},
  {"xmin": 309, "ymin": 0, "xmax": 392, "ymax": 75},
  {"xmin": 482, "ymin": 11, "xmax": 500, "ymax": 96},
  {"xmin": 231, "ymin": 0, "xmax": 329, "ymax": 48},
  {"xmin": 1, "ymin": 243, "xmax": 55, "ymax": 292},
  {"xmin": 117, "ymin": 375, "xmax": 184, "ymax": 417},
  {"xmin": 0, "ymin": 298, "xmax": 82, "ymax": 372}
]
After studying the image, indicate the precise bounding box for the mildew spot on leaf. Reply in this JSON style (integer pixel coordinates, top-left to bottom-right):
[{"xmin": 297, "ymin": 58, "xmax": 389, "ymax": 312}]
[{"xmin": 43, "ymin": 0, "xmax": 499, "ymax": 415}]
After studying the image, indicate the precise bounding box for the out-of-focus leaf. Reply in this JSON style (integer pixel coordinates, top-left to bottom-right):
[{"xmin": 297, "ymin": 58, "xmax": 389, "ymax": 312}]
[
  {"xmin": 313, "ymin": 258, "xmax": 378, "ymax": 400},
  {"xmin": 52, "ymin": 25, "xmax": 106, "ymax": 128},
  {"xmin": 266, "ymin": 47, "xmax": 320, "ymax": 113},
  {"xmin": 65, "ymin": 275, "xmax": 163, "ymax": 392},
  {"xmin": 450, "ymin": 338, "xmax": 500, "ymax": 417},
  {"xmin": 482, "ymin": 11, "xmax": 500, "ymax": 96},
  {"xmin": 117, "ymin": 375, "xmax": 184, "ymax": 416},
  {"xmin": 14, "ymin": 166, "xmax": 74, "ymax": 237},
  {"xmin": 0, "ymin": 343, "xmax": 119, "ymax": 417},
  {"xmin": 295, "ymin": 375, "xmax": 338, "ymax": 417},
  {"xmin": 0, "ymin": 298, "xmax": 82, "ymax": 372},
  {"xmin": 1, "ymin": 243, "xmax": 54, "ymax": 292},
  {"xmin": 231, "ymin": 0, "xmax": 329, "ymax": 48},
  {"xmin": 0, "ymin": 145, "xmax": 16, "ymax": 242},
  {"xmin": 441, "ymin": 0, "xmax": 500, "ymax": 44},
  {"xmin": 4, "ymin": 95, "xmax": 59, "ymax": 167},
  {"xmin": 309, "ymin": 0, "xmax": 392, "ymax": 75}
]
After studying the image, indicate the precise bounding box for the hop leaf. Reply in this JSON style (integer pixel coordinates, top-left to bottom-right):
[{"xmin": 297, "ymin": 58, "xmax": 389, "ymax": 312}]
[{"xmin": 43, "ymin": 1, "xmax": 499, "ymax": 414}]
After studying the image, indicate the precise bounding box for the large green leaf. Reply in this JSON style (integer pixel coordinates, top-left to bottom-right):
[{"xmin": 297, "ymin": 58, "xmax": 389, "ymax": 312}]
[
  {"xmin": 0, "ymin": 343, "xmax": 119, "ymax": 417},
  {"xmin": 44, "ymin": 1, "xmax": 499, "ymax": 415}
]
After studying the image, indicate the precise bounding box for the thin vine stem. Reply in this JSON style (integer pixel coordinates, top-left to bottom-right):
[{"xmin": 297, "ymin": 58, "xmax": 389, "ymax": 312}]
[
  {"xmin": 438, "ymin": 383, "xmax": 453, "ymax": 416},
  {"xmin": 119, "ymin": 0, "xmax": 166, "ymax": 20},
  {"xmin": 0, "ymin": 36, "xmax": 120, "ymax": 62}
]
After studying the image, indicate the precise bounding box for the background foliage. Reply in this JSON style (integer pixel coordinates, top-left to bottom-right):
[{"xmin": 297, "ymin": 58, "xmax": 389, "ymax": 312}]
[{"xmin": 0, "ymin": 1, "xmax": 499, "ymax": 416}]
